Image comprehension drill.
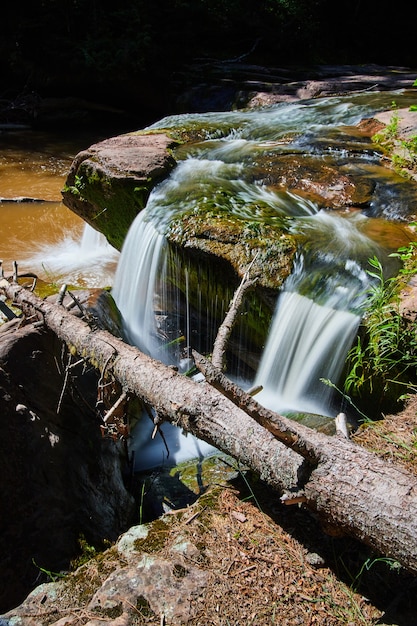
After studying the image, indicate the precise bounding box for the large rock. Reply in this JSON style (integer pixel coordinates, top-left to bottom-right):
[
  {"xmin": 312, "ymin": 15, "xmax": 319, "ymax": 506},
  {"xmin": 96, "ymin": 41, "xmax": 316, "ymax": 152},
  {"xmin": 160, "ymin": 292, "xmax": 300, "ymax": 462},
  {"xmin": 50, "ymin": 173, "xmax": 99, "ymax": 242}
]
[
  {"xmin": 176, "ymin": 63, "xmax": 417, "ymax": 111},
  {"xmin": 62, "ymin": 130, "xmax": 298, "ymax": 291},
  {"xmin": 251, "ymin": 154, "xmax": 376, "ymax": 209},
  {"xmin": 0, "ymin": 294, "xmax": 135, "ymax": 613},
  {"xmin": 61, "ymin": 78, "xmax": 417, "ymax": 294},
  {"xmin": 62, "ymin": 132, "xmax": 178, "ymax": 250}
]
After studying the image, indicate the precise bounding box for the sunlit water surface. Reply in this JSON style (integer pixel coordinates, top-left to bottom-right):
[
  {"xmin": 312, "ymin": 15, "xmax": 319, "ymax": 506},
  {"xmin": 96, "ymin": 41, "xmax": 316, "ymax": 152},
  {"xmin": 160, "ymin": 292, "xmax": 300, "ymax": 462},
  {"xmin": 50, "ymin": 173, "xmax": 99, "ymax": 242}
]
[{"xmin": 0, "ymin": 129, "xmax": 119, "ymax": 286}]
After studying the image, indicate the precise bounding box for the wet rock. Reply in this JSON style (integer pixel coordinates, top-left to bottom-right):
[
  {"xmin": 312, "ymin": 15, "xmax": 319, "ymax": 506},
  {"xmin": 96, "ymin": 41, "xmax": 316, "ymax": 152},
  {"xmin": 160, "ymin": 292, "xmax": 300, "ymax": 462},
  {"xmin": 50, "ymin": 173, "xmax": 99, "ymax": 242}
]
[
  {"xmin": 62, "ymin": 133, "xmax": 178, "ymax": 250},
  {"xmin": 169, "ymin": 212, "xmax": 296, "ymax": 290},
  {"xmin": 252, "ymin": 154, "xmax": 375, "ymax": 209},
  {"xmin": 242, "ymin": 65, "xmax": 417, "ymax": 109},
  {"xmin": 176, "ymin": 64, "xmax": 417, "ymax": 112}
]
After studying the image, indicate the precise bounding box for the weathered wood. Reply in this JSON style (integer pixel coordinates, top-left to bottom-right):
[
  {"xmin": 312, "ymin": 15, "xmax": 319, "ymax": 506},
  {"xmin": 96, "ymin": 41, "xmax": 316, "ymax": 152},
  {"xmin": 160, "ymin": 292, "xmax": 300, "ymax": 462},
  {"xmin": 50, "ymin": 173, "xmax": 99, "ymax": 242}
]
[
  {"xmin": 2, "ymin": 279, "xmax": 417, "ymax": 575},
  {"xmin": 1, "ymin": 279, "xmax": 308, "ymax": 494},
  {"xmin": 211, "ymin": 255, "xmax": 258, "ymax": 370},
  {"xmin": 193, "ymin": 350, "xmax": 321, "ymax": 462},
  {"xmin": 0, "ymin": 299, "xmax": 17, "ymax": 321},
  {"xmin": 193, "ymin": 351, "xmax": 417, "ymax": 571}
]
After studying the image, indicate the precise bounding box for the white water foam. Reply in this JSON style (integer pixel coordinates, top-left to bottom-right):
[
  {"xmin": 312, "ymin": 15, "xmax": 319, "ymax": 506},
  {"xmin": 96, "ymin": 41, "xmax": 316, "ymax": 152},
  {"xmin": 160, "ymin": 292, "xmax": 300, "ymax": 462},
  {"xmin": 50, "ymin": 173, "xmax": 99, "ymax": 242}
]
[
  {"xmin": 112, "ymin": 209, "xmax": 218, "ymax": 471},
  {"xmin": 29, "ymin": 223, "xmax": 119, "ymax": 287},
  {"xmin": 112, "ymin": 212, "xmax": 167, "ymax": 357},
  {"xmin": 255, "ymin": 292, "xmax": 360, "ymax": 417}
]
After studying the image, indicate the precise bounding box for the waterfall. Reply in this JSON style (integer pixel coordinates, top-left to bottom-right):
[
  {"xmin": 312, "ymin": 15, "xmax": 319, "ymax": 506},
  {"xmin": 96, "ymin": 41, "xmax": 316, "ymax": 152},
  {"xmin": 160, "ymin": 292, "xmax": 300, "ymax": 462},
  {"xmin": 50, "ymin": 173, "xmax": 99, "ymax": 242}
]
[
  {"xmin": 112, "ymin": 213, "xmax": 167, "ymax": 358},
  {"xmin": 111, "ymin": 94, "xmax": 410, "ymax": 469},
  {"xmin": 112, "ymin": 177, "xmax": 221, "ymax": 470},
  {"xmin": 29, "ymin": 222, "xmax": 118, "ymax": 287},
  {"xmin": 254, "ymin": 292, "xmax": 360, "ymax": 416},
  {"xmin": 254, "ymin": 210, "xmax": 384, "ymax": 417}
]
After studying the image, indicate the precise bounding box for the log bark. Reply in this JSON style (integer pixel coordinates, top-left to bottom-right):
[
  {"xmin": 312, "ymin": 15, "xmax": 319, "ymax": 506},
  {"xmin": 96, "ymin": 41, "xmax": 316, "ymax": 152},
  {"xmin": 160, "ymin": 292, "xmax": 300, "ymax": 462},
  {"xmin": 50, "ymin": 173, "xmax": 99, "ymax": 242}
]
[{"xmin": 2, "ymin": 279, "xmax": 417, "ymax": 576}]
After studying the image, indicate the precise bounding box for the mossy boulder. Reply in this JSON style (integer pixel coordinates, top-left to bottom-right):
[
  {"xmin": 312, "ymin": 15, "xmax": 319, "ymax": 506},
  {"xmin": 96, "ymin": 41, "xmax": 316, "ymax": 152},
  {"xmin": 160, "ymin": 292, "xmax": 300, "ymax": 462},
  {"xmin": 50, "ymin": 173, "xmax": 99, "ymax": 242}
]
[
  {"xmin": 62, "ymin": 129, "xmax": 298, "ymax": 293},
  {"xmin": 168, "ymin": 211, "xmax": 296, "ymax": 291},
  {"xmin": 62, "ymin": 132, "xmax": 178, "ymax": 250}
]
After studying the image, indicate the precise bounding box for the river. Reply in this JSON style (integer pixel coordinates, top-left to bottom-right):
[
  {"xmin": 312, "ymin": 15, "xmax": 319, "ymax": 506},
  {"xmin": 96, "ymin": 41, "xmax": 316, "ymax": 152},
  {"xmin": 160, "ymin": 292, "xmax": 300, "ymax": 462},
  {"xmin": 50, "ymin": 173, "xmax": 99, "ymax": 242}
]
[
  {"xmin": 1, "ymin": 94, "xmax": 416, "ymax": 428},
  {"xmin": 0, "ymin": 128, "xmax": 119, "ymax": 287}
]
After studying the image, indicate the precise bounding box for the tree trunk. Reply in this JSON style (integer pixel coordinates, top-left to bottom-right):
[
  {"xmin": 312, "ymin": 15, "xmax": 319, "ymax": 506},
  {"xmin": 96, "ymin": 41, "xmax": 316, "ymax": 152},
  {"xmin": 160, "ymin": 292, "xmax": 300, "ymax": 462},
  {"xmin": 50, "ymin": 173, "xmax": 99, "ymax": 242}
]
[{"xmin": 2, "ymin": 279, "xmax": 417, "ymax": 576}]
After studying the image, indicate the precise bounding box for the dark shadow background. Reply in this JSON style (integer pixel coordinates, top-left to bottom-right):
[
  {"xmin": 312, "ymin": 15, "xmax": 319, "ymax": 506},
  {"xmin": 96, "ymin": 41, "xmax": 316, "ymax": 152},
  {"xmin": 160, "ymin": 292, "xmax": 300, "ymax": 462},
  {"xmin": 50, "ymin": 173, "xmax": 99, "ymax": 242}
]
[{"xmin": 1, "ymin": 0, "xmax": 415, "ymax": 126}]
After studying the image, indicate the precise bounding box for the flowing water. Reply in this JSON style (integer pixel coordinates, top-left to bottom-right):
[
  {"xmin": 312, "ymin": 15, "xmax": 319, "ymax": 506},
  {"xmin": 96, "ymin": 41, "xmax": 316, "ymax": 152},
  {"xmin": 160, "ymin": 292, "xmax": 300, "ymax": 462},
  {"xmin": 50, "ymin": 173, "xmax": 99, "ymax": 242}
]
[
  {"xmin": 113, "ymin": 91, "xmax": 416, "ymax": 451},
  {"xmin": 0, "ymin": 129, "xmax": 119, "ymax": 286},
  {"xmin": 2, "ymin": 94, "xmax": 416, "ymax": 469}
]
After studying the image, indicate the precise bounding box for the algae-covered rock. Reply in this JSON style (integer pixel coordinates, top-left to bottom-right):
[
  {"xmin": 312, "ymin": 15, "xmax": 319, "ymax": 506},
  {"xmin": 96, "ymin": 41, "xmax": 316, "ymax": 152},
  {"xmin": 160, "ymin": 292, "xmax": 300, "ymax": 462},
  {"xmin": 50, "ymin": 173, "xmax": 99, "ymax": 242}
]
[{"xmin": 168, "ymin": 211, "xmax": 296, "ymax": 291}]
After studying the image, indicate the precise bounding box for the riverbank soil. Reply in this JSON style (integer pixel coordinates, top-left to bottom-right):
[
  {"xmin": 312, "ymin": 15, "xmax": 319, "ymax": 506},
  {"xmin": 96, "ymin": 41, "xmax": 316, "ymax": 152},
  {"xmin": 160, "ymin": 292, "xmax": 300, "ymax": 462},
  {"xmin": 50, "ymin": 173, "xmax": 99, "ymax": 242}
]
[
  {"xmin": 5, "ymin": 399, "xmax": 417, "ymax": 625},
  {"xmin": 137, "ymin": 419, "xmax": 417, "ymax": 626},
  {"xmin": 129, "ymin": 398, "xmax": 417, "ymax": 625}
]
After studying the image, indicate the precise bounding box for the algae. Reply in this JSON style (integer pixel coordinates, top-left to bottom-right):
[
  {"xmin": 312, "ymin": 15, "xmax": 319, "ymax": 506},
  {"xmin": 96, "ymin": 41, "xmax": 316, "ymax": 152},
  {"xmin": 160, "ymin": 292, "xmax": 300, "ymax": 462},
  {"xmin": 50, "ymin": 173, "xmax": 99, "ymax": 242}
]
[{"xmin": 64, "ymin": 163, "xmax": 149, "ymax": 251}]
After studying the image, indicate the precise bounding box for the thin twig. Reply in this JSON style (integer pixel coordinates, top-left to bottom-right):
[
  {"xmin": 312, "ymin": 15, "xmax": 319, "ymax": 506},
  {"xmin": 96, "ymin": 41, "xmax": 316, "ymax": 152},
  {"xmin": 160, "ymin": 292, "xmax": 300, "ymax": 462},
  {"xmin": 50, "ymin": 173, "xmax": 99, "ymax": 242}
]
[
  {"xmin": 57, "ymin": 283, "xmax": 67, "ymax": 305},
  {"xmin": 57, "ymin": 352, "xmax": 72, "ymax": 414},
  {"xmin": 66, "ymin": 289, "xmax": 85, "ymax": 315},
  {"xmin": 103, "ymin": 390, "xmax": 129, "ymax": 424}
]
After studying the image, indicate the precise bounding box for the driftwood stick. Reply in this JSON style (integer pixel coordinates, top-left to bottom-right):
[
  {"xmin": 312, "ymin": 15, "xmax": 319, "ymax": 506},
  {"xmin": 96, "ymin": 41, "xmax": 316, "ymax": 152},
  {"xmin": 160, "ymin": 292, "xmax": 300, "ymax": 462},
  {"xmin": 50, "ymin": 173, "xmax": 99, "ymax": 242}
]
[
  {"xmin": 335, "ymin": 412, "xmax": 349, "ymax": 439},
  {"xmin": 57, "ymin": 352, "xmax": 72, "ymax": 415},
  {"xmin": 103, "ymin": 390, "xmax": 129, "ymax": 424},
  {"xmin": 211, "ymin": 254, "xmax": 259, "ymax": 370},
  {"xmin": 67, "ymin": 290, "xmax": 86, "ymax": 316},
  {"xmin": 57, "ymin": 284, "xmax": 68, "ymax": 306}
]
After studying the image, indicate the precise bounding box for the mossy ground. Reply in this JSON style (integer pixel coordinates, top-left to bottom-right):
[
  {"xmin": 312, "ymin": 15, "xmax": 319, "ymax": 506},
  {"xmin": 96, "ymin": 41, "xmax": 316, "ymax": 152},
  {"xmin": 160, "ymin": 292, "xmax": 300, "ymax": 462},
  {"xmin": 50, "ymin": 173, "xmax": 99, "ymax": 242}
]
[{"xmin": 24, "ymin": 407, "xmax": 417, "ymax": 625}]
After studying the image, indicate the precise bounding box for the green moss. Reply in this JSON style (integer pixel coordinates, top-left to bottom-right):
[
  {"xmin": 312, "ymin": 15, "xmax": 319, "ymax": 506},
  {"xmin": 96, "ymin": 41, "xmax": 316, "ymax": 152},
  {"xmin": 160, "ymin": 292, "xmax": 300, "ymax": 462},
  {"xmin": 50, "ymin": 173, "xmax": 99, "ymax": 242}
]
[
  {"xmin": 70, "ymin": 534, "xmax": 97, "ymax": 569},
  {"xmin": 136, "ymin": 595, "xmax": 155, "ymax": 617},
  {"xmin": 167, "ymin": 209, "xmax": 296, "ymax": 291},
  {"xmin": 133, "ymin": 519, "xmax": 170, "ymax": 553},
  {"xmin": 66, "ymin": 163, "xmax": 150, "ymax": 251}
]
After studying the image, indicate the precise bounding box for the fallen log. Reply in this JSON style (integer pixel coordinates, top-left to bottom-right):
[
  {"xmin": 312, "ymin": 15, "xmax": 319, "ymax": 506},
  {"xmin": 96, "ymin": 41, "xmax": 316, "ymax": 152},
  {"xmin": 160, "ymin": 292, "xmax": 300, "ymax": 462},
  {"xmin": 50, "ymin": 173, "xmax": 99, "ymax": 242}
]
[{"xmin": 2, "ymin": 279, "xmax": 417, "ymax": 576}]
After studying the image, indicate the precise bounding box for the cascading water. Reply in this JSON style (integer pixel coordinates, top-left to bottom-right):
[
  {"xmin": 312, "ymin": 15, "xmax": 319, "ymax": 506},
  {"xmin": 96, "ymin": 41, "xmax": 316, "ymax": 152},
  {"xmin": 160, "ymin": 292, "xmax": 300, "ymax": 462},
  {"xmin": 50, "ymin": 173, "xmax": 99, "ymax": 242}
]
[
  {"xmin": 28, "ymin": 222, "xmax": 119, "ymax": 287},
  {"xmin": 112, "ymin": 213, "xmax": 167, "ymax": 357},
  {"xmin": 112, "ymin": 91, "xmax": 415, "ymax": 469},
  {"xmin": 254, "ymin": 291, "xmax": 361, "ymax": 416},
  {"xmin": 254, "ymin": 210, "xmax": 385, "ymax": 416}
]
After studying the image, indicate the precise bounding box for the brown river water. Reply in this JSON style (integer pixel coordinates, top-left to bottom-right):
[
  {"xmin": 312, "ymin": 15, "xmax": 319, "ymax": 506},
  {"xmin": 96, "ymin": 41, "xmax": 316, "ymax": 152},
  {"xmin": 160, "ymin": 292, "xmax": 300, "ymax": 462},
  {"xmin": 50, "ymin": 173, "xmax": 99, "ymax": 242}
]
[
  {"xmin": 0, "ymin": 128, "xmax": 119, "ymax": 287},
  {"xmin": 0, "ymin": 118, "xmax": 414, "ymax": 296}
]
